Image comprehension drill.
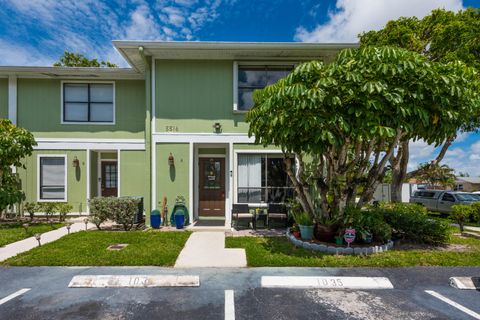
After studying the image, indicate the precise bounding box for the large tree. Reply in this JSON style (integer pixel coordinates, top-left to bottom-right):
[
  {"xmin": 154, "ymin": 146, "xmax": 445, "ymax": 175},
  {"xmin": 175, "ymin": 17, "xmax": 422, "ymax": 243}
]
[
  {"xmin": 54, "ymin": 51, "xmax": 118, "ymax": 67},
  {"xmin": 360, "ymin": 8, "xmax": 480, "ymax": 201},
  {"xmin": 0, "ymin": 120, "xmax": 36, "ymax": 218},
  {"xmin": 247, "ymin": 46, "xmax": 480, "ymax": 219}
]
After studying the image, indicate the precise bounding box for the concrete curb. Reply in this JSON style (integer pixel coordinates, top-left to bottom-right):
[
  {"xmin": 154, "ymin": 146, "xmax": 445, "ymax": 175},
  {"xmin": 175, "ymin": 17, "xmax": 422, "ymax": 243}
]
[
  {"xmin": 449, "ymin": 277, "xmax": 480, "ymax": 290},
  {"xmin": 286, "ymin": 230, "xmax": 393, "ymax": 255}
]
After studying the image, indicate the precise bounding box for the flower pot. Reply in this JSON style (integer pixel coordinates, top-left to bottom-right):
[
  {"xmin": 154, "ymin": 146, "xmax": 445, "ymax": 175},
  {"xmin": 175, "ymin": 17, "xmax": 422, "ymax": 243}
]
[
  {"xmin": 299, "ymin": 224, "xmax": 314, "ymax": 241},
  {"xmin": 335, "ymin": 236, "xmax": 343, "ymax": 245},
  {"xmin": 315, "ymin": 224, "xmax": 335, "ymax": 243},
  {"xmin": 175, "ymin": 214, "xmax": 185, "ymax": 229},
  {"xmin": 293, "ymin": 231, "xmax": 301, "ymax": 239}
]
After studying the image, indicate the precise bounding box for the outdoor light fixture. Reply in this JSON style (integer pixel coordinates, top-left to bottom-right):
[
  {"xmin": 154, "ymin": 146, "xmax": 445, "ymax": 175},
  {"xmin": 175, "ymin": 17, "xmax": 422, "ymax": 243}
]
[
  {"xmin": 66, "ymin": 223, "xmax": 72, "ymax": 234},
  {"xmin": 34, "ymin": 233, "xmax": 41, "ymax": 247},
  {"xmin": 22, "ymin": 223, "xmax": 29, "ymax": 233},
  {"xmin": 213, "ymin": 122, "xmax": 222, "ymax": 133},
  {"xmin": 168, "ymin": 153, "xmax": 175, "ymax": 166},
  {"xmin": 83, "ymin": 218, "xmax": 89, "ymax": 231},
  {"xmin": 72, "ymin": 156, "xmax": 80, "ymax": 168}
]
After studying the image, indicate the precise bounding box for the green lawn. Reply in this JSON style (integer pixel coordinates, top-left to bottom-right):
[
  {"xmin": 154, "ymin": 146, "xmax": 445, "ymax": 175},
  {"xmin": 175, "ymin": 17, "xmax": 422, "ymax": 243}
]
[
  {"xmin": 1, "ymin": 230, "xmax": 191, "ymax": 266},
  {"xmin": 225, "ymin": 229, "xmax": 480, "ymax": 267},
  {"xmin": 0, "ymin": 223, "xmax": 64, "ymax": 247}
]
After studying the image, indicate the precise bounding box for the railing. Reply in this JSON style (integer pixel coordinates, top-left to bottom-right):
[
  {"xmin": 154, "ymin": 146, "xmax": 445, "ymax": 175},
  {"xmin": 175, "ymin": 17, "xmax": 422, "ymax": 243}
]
[{"xmin": 237, "ymin": 186, "xmax": 294, "ymax": 204}]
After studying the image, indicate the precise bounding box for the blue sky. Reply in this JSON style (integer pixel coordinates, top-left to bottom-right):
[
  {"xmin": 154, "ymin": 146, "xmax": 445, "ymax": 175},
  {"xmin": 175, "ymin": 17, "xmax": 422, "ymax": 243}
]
[{"xmin": 0, "ymin": 0, "xmax": 479, "ymax": 175}]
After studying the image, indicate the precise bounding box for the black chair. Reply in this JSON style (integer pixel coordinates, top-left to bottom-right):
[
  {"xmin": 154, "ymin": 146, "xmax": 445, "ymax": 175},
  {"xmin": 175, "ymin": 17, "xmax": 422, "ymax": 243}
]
[
  {"xmin": 232, "ymin": 204, "xmax": 254, "ymax": 229},
  {"xmin": 267, "ymin": 203, "xmax": 288, "ymax": 228}
]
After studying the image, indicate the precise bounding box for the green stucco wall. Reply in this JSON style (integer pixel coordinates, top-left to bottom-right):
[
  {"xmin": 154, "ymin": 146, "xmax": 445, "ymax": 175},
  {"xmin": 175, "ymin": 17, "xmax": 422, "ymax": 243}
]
[
  {"xmin": 119, "ymin": 150, "xmax": 147, "ymax": 199},
  {"xmin": 17, "ymin": 79, "xmax": 145, "ymax": 138},
  {"xmin": 18, "ymin": 150, "xmax": 87, "ymax": 213},
  {"xmin": 198, "ymin": 148, "xmax": 226, "ymax": 155},
  {"xmin": 0, "ymin": 78, "xmax": 7, "ymax": 119},
  {"xmin": 233, "ymin": 143, "xmax": 280, "ymax": 150},
  {"xmin": 156, "ymin": 143, "xmax": 190, "ymax": 216},
  {"xmin": 155, "ymin": 60, "xmax": 248, "ymax": 133}
]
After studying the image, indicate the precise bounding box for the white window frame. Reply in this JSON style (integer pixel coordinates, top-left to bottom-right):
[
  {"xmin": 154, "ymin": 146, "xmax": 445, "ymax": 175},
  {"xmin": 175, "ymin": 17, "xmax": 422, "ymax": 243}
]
[
  {"xmin": 60, "ymin": 80, "xmax": 116, "ymax": 125},
  {"xmin": 37, "ymin": 154, "xmax": 68, "ymax": 202},
  {"xmin": 233, "ymin": 61, "xmax": 297, "ymax": 113},
  {"xmin": 234, "ymin": 149, "xmax": 295, "ymax": 206}
]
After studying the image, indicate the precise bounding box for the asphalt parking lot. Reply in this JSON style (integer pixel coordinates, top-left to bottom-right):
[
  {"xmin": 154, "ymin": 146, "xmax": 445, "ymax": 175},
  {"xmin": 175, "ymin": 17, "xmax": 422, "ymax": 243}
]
[{"xmin": 0, "ymin": 267, "xmax": 478, "ymax": 319}]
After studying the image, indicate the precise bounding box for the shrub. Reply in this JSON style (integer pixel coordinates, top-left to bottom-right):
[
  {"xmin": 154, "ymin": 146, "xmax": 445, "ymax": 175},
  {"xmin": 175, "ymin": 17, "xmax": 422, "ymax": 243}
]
[
  {"xmin": 113, "ymin": 197, "xmax": 140, "ymax": 231},
  {"xmin": 343, "ymin": 206, "xmax": 392, "ymax": 243},
  {"xmin": 379, "ymin": 203, "xmax": 449, "ymax": 244},
  {"xmin": 450, "ymin": 205, "xmax": 472, "ymax": 232},
  {"xmin": 89, "ymin": 197, "xmax": 140, "ymax": 231},
  {"xmin": 469, "ymin": 202, "xmax": 480, "ymax": 223},
  {"xmin": 57, "ymin": 203, "xmax": 73, "ymax": 222},
  {"xmin": 39, "ymin": 202, "xmax": 58, "ymax": 221},
  {"xmin": 89, "ymin": 197, "xmax": 115, "ymax": 230},
  {"xmin": 24, "ymin": 202, "xmax": 38, "ymax": 221},
  {"xmin": 291, "ymin": 211, "xmax": 313, "ymax": 226}
]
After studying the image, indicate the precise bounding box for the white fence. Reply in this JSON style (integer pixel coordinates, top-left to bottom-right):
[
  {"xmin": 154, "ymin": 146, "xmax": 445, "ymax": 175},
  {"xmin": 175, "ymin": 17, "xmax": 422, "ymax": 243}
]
[{"xmin": 373, "ymin": 183, "xmax": 419, "ymax": 203}]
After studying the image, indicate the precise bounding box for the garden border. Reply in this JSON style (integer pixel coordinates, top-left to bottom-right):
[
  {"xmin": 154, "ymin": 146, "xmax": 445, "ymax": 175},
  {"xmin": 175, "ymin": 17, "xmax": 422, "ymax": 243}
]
[{"xmin": 286, "ymin": 230, "xmax": 394, "ymax": 255}]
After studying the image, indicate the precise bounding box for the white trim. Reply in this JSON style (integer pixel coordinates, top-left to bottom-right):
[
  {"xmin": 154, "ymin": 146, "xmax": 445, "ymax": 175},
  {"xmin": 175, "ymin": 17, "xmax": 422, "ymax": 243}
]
[
  {"xmin": 233, "ymin": 61, "xmax": 238, "ymax": 111},
  {"xmin": 117, "ymin": 149, "xmax": 121, "ymax": 196},
  {"xmin": 86, "ymin": 148, "xmax": 90, "ymax": 213},
  {"xmin": 60, "ymin": 80, "xmax": 116, "ymax": 125},
  {"xmin": 37, "ymin": 154, "xmax": 68, "ymax": 202},
  {"xmin": 8, "ymin": 75, "xmax": 17, "ymax": 125},
  {"xmin": 189, "ymin": 142, "xmax": 194, "ymax": 224},
  {"xmin": 152, "ymin": 57, "xmax": 156, "ymax": 134},
  {"xmin": 228, "ymin": 142, "xmax": 234, "ymax": 225},
  {"xmin": 34, "ymin": 138, "xmax": 145, "ymax": 151},
  {"xmin": 151, "ymin": 139, "xmax": 157, "ymax": 210},
  {"xmin": 153, "ymin": 133, "xmax": 255, "ymax": 144},
  {"xmin": 232, "ymin": 149, "xmax": 284, "ymax": 205}
]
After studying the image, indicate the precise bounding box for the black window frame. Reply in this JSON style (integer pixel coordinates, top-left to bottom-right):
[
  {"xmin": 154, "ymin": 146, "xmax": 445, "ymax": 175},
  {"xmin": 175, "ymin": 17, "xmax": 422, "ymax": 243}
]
[
  {"xmin": 63, "ymin": 83, "xmax": 114, "ymax": 123},
  {"xmin": 237, "ymin": 65, "xmax": 294, "ymax": 111}
]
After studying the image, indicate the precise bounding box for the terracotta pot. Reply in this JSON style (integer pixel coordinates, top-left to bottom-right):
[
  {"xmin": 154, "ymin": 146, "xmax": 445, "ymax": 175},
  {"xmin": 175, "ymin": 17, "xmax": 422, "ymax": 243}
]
[
  {"xmin": 315, "ymin": 224, "xmax": 335, "ymax": 243},
  {"xmin": 293, "ymin": 231, "xmax": 301, "ymax": 239}
]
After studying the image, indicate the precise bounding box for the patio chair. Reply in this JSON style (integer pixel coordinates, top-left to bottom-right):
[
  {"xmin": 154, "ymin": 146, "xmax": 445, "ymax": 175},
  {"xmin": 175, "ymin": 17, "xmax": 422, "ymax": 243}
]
[
  {"xmin": 267, "ymin": 203, "xmax": 288, "ymax": 228},
  {"xmin": 231, "ymin": 204, "xmax": 254, "ymax": 229}
]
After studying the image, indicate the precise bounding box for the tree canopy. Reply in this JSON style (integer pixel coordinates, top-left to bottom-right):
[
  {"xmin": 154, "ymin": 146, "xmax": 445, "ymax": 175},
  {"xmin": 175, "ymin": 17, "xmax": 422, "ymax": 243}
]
[
  {"xmin": 0, "ymin": 119, "xmax": 36, "ymax": 214},
  {"xmin": 359, "ymin": 8, "xmax": 480, "ymax": 201},
  {"xmin": 247, "ymin": 46, "xmax": 480, "ymax": 218},
  {"xmin": 54, "ymin": 51, "xmax": 118, "ymax": 68}
]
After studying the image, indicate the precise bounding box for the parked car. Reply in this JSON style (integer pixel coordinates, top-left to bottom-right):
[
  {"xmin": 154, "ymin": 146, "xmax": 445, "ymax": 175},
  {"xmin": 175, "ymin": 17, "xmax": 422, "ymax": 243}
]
[{"xmin": 409, "ymin": 190, "xmax": 480, "ymax": 213}]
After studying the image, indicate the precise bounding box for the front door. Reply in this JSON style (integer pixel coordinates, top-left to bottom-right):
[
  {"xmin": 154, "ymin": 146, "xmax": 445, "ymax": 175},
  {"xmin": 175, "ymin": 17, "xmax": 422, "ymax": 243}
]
[
  {"xmin": 199, "ymin": 158, "xmax": 225, "ymax": 217},
  {"xmin": 101, "ymin": 161, "xmax": 118, "ymax": 197}
]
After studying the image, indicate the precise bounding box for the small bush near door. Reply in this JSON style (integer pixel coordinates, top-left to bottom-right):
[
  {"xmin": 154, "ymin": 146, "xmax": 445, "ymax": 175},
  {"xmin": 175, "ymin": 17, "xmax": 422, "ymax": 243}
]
[{"xmin": 89, "ymin": 197, "xmax": 140, "ymax": 231}]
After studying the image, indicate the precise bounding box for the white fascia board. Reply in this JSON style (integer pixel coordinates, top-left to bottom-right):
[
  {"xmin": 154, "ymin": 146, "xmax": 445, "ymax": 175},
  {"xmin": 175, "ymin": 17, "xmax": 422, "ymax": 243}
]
[
  {"xmin": 34, "ymin": 138, "xmax": 145, "ymax": 150},
  {"xmin": 152, "ymin": 133, "xmax": 255, "ymax": 144}
]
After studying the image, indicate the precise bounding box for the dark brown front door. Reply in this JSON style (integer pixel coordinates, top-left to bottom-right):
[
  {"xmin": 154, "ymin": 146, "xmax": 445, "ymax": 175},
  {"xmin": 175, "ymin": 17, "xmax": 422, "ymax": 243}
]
[
  {"xmin": 199, "ymin": 158, "xmax": 225, "ymax": 216},
  {"xmin": 101, "ymin": 161, "xmax": 118, "ymax": 197}
]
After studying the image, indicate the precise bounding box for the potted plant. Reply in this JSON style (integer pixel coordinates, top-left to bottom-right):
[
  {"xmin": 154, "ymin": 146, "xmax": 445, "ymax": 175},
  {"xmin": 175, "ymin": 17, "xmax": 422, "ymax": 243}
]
[
  {"xmin": 291, "ymin": 211, "xmax": 314, "ymax": 241},
  {"xmin": 334, "ymin": 234, "xmax": 344, "ymax": 245},
  {"xmin": 315, "ymin": 217, "xmax": 337, "ymax": 243},
  {"xmin": 290, "ymin": 224, "xmax": 300, "ymax": 238}
]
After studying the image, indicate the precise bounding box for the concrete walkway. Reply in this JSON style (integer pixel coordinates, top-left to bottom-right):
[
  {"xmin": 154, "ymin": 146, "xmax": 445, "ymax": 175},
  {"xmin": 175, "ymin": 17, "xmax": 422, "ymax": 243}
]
[
  {"xmin": 0, "ymin": 222, "xmax": 95, "ymax": 262},
  {"xmin": 174, "ymin": 232, "xmax": 247, "ymax": 268}
]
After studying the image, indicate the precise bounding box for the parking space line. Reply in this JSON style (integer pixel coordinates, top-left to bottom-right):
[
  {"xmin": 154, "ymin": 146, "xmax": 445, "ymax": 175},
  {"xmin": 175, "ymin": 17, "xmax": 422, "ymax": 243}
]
[
  {"xmin": 261, "ymin": 276, "xmax": 394, "ymax": 289},
  {"xmin": 0, "ymin": 288, "xmax": 31, "ymax": 306},
  {"xmin": 425, "ymin": 290, "xmax": 480, "ymax": 319},
  {"xmin": 225, "ymin": 290, "xmax": 235, "ymax": 320}
]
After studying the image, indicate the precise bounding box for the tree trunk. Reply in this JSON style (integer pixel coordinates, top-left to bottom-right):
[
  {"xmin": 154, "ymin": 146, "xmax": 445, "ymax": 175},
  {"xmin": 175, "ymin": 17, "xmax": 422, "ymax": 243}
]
[{"xmin": 391, "ymin": 140, "xmax": 409, "ymax": 202}]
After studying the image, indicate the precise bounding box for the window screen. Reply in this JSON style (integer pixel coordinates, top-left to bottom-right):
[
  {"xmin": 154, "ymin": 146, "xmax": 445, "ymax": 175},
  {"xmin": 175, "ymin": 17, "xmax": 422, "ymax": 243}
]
[{"xmin": 39, "ymin": 157, "xmax": 66, "ymax": 200}]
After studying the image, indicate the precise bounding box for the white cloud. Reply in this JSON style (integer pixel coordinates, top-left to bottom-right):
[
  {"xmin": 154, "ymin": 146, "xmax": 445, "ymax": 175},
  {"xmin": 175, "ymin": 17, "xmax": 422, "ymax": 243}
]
[
  {"xmin": 0, "ymin": 40, "xmax": 53, "ymax": 66},
  {"xmin": 124, "ymin": 4, "xmax": 164, "ymax": 40},
  {"xmin": 295, "ymin": 0, "xmax": 464, "ymax": 43}
]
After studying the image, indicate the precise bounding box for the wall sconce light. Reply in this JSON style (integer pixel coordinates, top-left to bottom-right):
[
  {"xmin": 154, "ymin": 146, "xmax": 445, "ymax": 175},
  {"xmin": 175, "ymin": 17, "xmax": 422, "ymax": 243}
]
[
  {"xmin": 72, "ymin": 156, "xmax": 80, "ymax": 168},
  {"xmin": 168, "ymin": 153, "xmax": 175, "ymax": 166},
  {"xmin": 213, "ymin": 122, "xmax": 222, "ymax": 133}
]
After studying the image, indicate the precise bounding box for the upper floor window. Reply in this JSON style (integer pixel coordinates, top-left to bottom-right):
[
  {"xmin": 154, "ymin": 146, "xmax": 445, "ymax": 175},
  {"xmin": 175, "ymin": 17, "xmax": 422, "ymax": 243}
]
[
  {"xmin": 236, "ymin": 65, "xmax": 293, "ymax": 111},
  {"xmin": 63, "ymin": 82, "xmax": 114, "ymax": 123}
]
